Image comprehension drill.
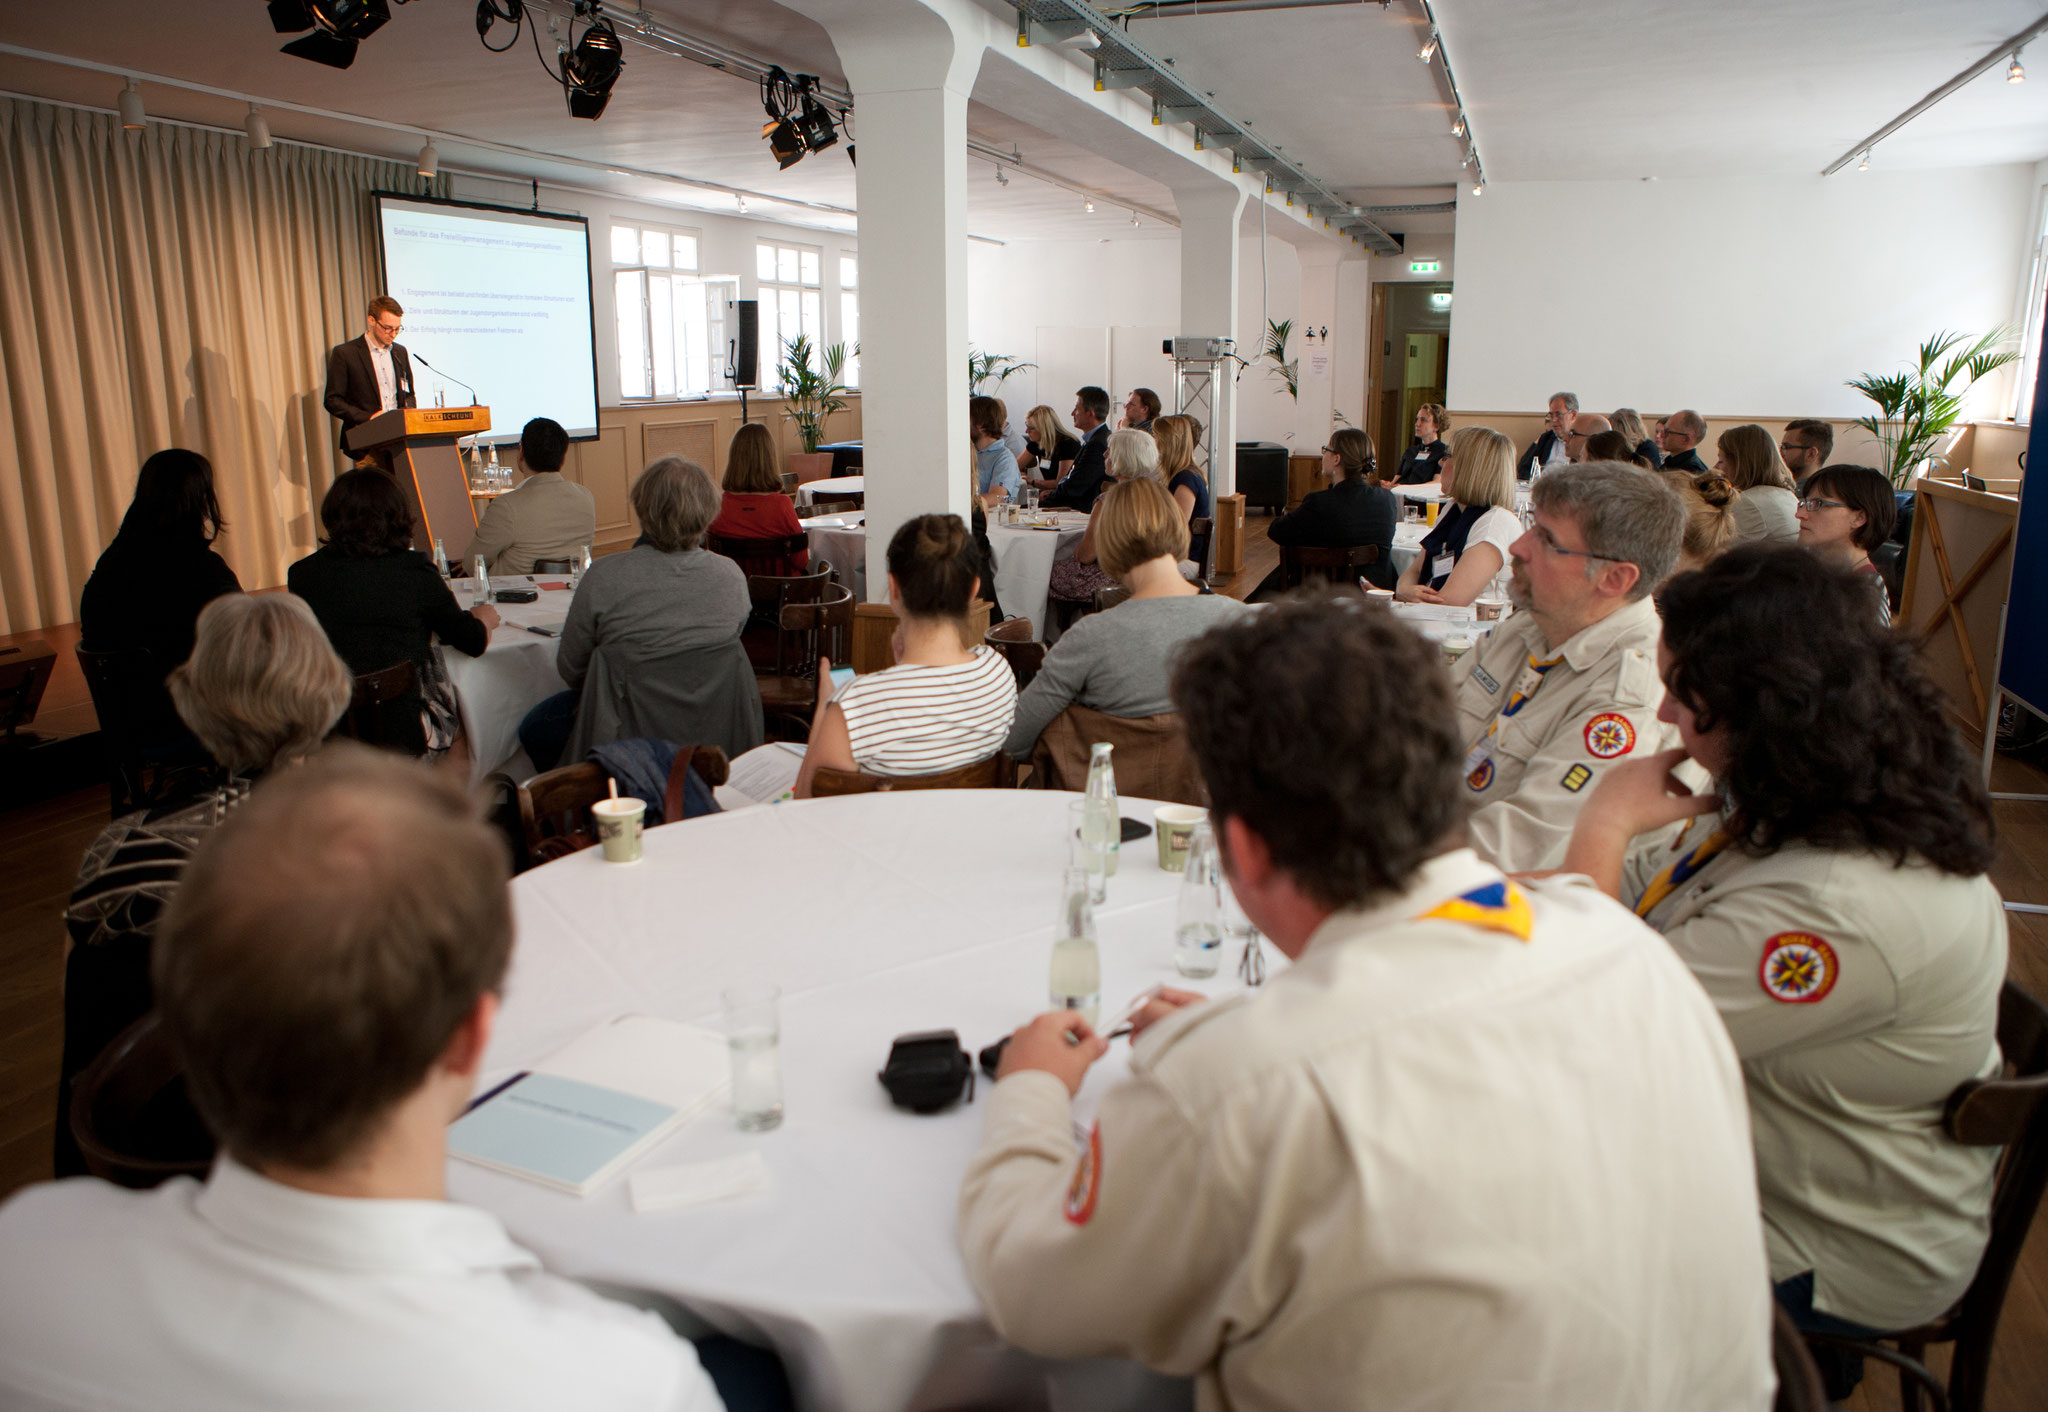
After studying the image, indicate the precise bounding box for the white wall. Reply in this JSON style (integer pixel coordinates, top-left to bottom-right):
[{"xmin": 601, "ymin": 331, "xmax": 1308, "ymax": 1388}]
[
  {"xmin": 1447, "ymin": 166, "xmax": 2035, "ymax": 418},
  {"xmin": 446, "ymin": 175, "xmax": 859, "ymax": 409}
]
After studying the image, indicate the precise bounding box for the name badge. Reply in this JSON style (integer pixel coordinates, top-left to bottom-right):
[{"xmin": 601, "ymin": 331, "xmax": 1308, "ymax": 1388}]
[{"xmin": 1432, "ymin": 552, "xmax": 1455, "ymax": 582}]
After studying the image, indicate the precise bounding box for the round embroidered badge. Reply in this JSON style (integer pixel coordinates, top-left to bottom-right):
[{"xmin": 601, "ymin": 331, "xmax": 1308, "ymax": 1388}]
[
  {"xmin": 1758, "ymin": 933, "xmax": 1839, "ymax": 1004},
  {"xmin": 1466, "ymin": 758, "xmax": 1495, "ymax": 792},
  {"xmin": 1583, "ymin": 713, "xmax": 1637, "ymax": 759}
]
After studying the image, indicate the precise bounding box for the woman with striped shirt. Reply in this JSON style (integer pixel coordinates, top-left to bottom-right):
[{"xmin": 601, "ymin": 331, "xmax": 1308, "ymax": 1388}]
[{"xmin": 794, "ymin": 513, "xmax": 1016, "ymax": 795}]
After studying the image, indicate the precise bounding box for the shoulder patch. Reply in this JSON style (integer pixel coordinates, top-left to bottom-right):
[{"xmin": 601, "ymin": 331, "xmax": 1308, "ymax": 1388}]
[
  {"xmin": 1759, "ymin": 933, "xmax": 1839, "ymax": 1004},
  {"xmin": 1472, "ymin": 664, "xmax": 1501, "ymax": 695},
  {"xmin": 1560, "ymin": 763, "xmax": 1593, "ymax": 792},
  {"xmin": 1584, "ymin": 713, "xmax": 1636, "ymax": 759},
  {"xmin": 1065, "ymin": 1122, "xmax": 1102, "ymax": 1224},
  {"xmin": 1466, "ymin": 757, "xmax": 1495, "ymax": 792},
  {"xmin": 1417, "ymin": 881, "xmax": 1534, "ymax": 942}
]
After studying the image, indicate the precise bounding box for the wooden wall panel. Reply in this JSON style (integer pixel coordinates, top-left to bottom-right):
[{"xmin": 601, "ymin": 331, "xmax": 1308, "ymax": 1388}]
[{"xmin": 644, "ymin": 419, "xmax": 721, "ymax": 472}]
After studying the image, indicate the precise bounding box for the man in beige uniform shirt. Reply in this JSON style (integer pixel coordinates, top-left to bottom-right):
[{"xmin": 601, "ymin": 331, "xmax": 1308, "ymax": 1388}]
[
  {"xmin": 467, "ymin": 417, "xmax": 597, "ymax": 575},
  {"xmin": 1450, "ymin": 461, "xmax": 1685, "ymax": 872},
  {"xmin": 959, "ymin": 597, "xmax": 1775, "ymax": 1412}
]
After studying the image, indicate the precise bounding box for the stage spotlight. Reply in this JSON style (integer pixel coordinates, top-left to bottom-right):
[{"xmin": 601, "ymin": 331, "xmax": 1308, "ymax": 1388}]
[
  {"xmin": 563, "ymin": 17, "xmax": 623, "ymax": 119},
  {"xmin": 417, "ymin": 140, "xmax": 438, "ymax": 178},
  {"xmin": 758, "ymin": 67, "xmax": 838, "ymax": 170},
  {"xmin": 268, "ymin": 0, "xmax": 391, "ymax": 70},
  {"xmin": 763, "ymin": 118, "xmax": 805, "ymax": 169},
  {"xmin": 117, "ymin": 79, "xmax": 146, "ymax": 131},
  {"xmin": 795, "ymin": 93, "xmax": 838, "ymax": 154}
]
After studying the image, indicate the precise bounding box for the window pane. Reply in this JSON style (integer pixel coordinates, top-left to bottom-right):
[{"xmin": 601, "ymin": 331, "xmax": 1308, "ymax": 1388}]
[
  {"xmin": 801, "ymin": 290, "xmax": 822, "ymax": 348},
  {"xmin": 777, "ymin": 247, "xmax": 799, "ymax": 284},
  {"xmin": 642, "ymin": 230, "xmax": 670, "ymax": 269},
  {"xmin": 615, "ymin": 269, "xmax": 650, "ymax": 398},
  {"xmin": 708, "ymin": 280, "xmax": 734, "ymax": 389},
  {"xmin": 839, "ymin": 256, "xmax": 857, "ymax": 289},
  {"xmin": 840, "ymin": 292, "xmax": 859, "ymax": 388},
  {"xmin": 612, "ymin": 225, "xmax": 641, "ymax": 266},
  {"xmin": 757, "ymin": 244, "xmax": 777, "ymax": 282},
  {"xmin": 673, "ymin": 234, "xmax": 698, "ymax": 271},
  {"xmin": 799, "ymin": 250, "xmax": 820, "ymax": 286},
  {"xmin": 650, "ymin": 275, "xmax": 676, "ymax": 399}
]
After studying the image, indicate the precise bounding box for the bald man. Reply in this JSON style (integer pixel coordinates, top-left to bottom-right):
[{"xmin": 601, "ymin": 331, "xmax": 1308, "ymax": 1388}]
[
  {"xmin": 1565, "ymin": 413, "xmax": 1611, "ymax": 463},
  {"xmin": 1658, "ymin": 410, "xmax": 1710, "ymax": 474}
]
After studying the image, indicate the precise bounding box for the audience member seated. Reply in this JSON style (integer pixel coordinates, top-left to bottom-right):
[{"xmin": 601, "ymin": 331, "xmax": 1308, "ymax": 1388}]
[
  {"xmin": 1151, "ymin": 414, "xmax": 1212, "ymax": 565},
  {"xmin": 1563, "ymin": 412, "xmax": 1610, "ymax": 462},
  {"xmin": 1583, "ymin": 428, "xmax": 1650, "ymax": 467},
  {"xmin": 1020, "ymin": 404, "xmax": 1080, "ymax": 491},
  {"xmin": 786, "ymin": 515, "xmax": 1015, "ymax": 797},
  {"xmin": 1047, "ymin": 429, "xmax": 1162, "ymax": 608},
  {"xmin": 1261, "ymin": 427, "xmax": 1397, "ymax": 592},
  {"xmin": 959, "ymin": 596, "xmax": 1773, "ymax": 1412},
  {"xmin": 1656, "ymin": 408, "xmax": 1711, "ymax": 473},
  {"xmin": 520, "ymin": 457, "xmax": 758, "ymax": 773},
  {"xmin": 0, "ymin": 748, "xmax": 753, "ymax": 1411},
  {"xmin": 1716, "ymin": 423, "xmax": 1800, "ymax": 545},
  {"xmin": 1394, "ymin": 426, "xmax": 1518, "ymax": 606},
  {"xmin": 79, "ymin": 448, "xmax": 243, "ymax": 742},
  {"xmin": 1514, "ymin": 390, "xmax": 1578, "ymax": 480},
  {"xmin": 56, "ymin": 592, "xmax": 350, "ymax": 1179},
  {"xmin": 1121, "ymin": 386, "xmax": 1160, "ymax": 432},
  {"xmin": 971, "ymin": 395, "xmax": 1021, "ymax": 508},
  {"xmin": 288, "ymin": 469, "xmax": 497, "ymax": 758},
  {"xmin": 1041, "ymin": 386, "xmax": 1113, "ymax": 511},
  {"xmin": 1612, "ymin": 407, "xmax": 1662, "ymax": 467},
  {"xmin": 1451, "ymin": 462, "xmax": 1684, "ymax": 872},
  {"xmin": 1561, "ymin": 545, "xmax": 2004, "ymax": 1399},
  {"xmin": 709, "ymin": 421, "xmax": 809, "ymax": 577},
  {"xmin": 1669, "ymin": 470, "xmax": 1739, "ymax": 572},
  {"xmin": 1796, "ymin": 463, "xmax": 1897, "ymax": 624},
  {"xmin": 1778, "ymin": 418, "xmax": 1834, "ymax": 482},
  {"xmin": 1394, "ymin": 403, "xmax": 1450, "ymax": 483},
  {"xmin": 465, "ymin": 417, "xmax": 596, "ymax": 575},
  {"xmin": 1005, "ymin": 479, "xmax": 1247, "ymax": 762}
]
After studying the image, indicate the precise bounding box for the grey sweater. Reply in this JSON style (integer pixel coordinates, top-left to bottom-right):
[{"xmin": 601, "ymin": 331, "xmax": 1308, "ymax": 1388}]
[
  {"xmin": 1005, "ymin": 594, "xmax": 1252, "ymax": 757},
  {"xmin": 558, "ymin": 544, "xmax": 750, "ymax": 689}
]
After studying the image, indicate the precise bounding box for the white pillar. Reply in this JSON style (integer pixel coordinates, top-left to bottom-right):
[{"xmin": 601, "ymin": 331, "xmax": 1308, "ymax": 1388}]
[
  {"xmin": 790, "ymin": 2, "xmax": 982, "ymax": 599},
  {"xmin": 1173, "ymin": 182, "xmax": 1250, "ymax": 497}
]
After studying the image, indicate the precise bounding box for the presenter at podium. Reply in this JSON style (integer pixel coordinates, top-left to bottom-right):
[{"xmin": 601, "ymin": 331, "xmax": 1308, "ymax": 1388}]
[{"xmin": 324, "ymin": 294, "xmax": 416, "ymax": 469}]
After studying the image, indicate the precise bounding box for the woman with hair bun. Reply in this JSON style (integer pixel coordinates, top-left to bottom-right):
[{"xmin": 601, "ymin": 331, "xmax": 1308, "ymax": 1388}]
[
  {"xmin": 791, "ymin": 513, "xmax": 1016, "ymax": 797},
  {"xmin": 1261, "ymin": 427, "xmax": 1397, "ymax": 593},
  {"xmin": 1667, "ymin": 471, "xmax": 1738, "ymax": 572},
  {"xmin": 1583, "ymin": 429, "xmax": 1650, "ymax": 468},
  {"xmin": 1562, "ymin": 545, "xmax": 2004, "ymax": 1392}
]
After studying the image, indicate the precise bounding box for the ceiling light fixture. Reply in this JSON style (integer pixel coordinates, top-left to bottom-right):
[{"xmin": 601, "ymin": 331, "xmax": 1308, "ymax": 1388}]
[
  {"xmin": 1471, "ymin": 179, "xmax": 1484, "ymax": 195},
  {"xmin": 1152, "ymin": 98, "xmax": 1163, "ymax": 126},
  {"xmin": 737, "ymin": 195, "xmax": 748, "ymax": 214},
  {"xmin": 1858, "ymin": 150, "xmax": 1871, "ymax": 170},
  {"xmin": 417, "ymin": 140, "xmax": 438, "ymax": 178},
  {"xmin": 1418, "ymin": 33, "xmax": 1438, "ymax": 62},
  {"xmin": 759, "ymin": 66, "xmax": 838, "ymax": 167},
  {"xmin": 245, "ymin": 103, "xmax": 272, "ymax": 148},
  {"xmin": 562, "ymin": 12, "xmax": 624, "ymax": 120},
  {"xmin": 995, "ymin": 165, "xmax": 1009, "ymax": 186},
  {"xmin": 266, "ymin": 0, "xmax": 391, "ymax": 70},
  {"xmin": 1452, "ymin": 116, "xmax": 1465, "ymax": 137},
  {"xmin": 1193, "ymin": 129, "xmax": 1204, "ymax": 151},
  {"xmin": 116, "ymin": 78, "xmax": 145, "ymax": 130},
  {"xmin": 1131, "ymin": 210, "xmax": 1140, "ymax": 226},
  {"xmin": 1231, "ymin": 153, "xmax": 1241, "ymax": 173},
  {"xmin": 2011, "ymin": 52, "xmax": 2027, "ymax": 83},
  {"xmin": 1085, "ymin": 199, "xmax": 1095, "ymax": 213}
]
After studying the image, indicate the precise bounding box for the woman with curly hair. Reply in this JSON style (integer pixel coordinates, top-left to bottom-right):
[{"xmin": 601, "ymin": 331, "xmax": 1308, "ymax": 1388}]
[{"xmin": 1560, "ymin": 544, "xmax": 2004, "ymax": 1396}]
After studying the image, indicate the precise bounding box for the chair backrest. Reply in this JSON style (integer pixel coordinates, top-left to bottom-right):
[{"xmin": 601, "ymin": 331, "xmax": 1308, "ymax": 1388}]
[
  {"xmin": 336, "ymin": 660, "xmax": 418, "ymax": 749},
  {"xmin": 709, "ymin": 531, "xmax": 813, "ymax": 578},
  {"xmin": 1279, "ymin": 542, "xmax": 1381, "ymax": 590},
  {"xmin": 1093, "ymin": 583, "xmax": 1133, "ymax": 613},
  {"xmin": 517, "ymin": 761, "xmax": 612, "ymax": 863},
  {"xmin": 531, "ymin": 557, "xmax": 575, "ymax": 574},
  {"xmin": 776, "ymin": 587, "xmax": 855, "ymax": 677},
  {"xmin": 809, "ymin": 490, "xmax": 864, "ymax": 511},
  {"xmin": 1028, "ymin": 704, "xmax": 1206, "ymax": 806},
  {"xmin": 746, "ymin": 563, "xmax": 832, "ymax": 612},
  {"xmin": 0, "ymin": 641, "xmax": 55, "ymax": 738},
  {"xmin": 76, "ymin": 644, "xmax": 179, "ymax": 813},
  {"xmin": 69, "ymin": 1013, "xmax": 216, "ymax": 1189},
  {"xmin": 984, "ymin": 618, "xmax": 1047, "ymax": 692},
  {"xmin": 809, "ymin": 751, "xmax": 1014, "ymax": 796},
  {"xmin": 1771, "ymin": 1302, "xmax": 1829, "ymax": 1412},
  {"xmin": 1188, "ymin": 515, "xmax": 1215, "ymax": 581}
]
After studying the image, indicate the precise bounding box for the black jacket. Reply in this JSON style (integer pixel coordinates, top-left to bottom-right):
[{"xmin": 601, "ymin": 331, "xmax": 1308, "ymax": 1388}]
[
  {"xmin": 1635, "ymin": 438, "xmax": 1664, "ymax": 469},
  {"xmin": 1396, "ymin": 439, "xmax": 1450, "ymax": 484},
  {"xmin": 323, "ymin": 335, "xmax": 416, "ymax": 452},
  {"xmin": 1662, "ymin": 446, "xmax": 1709, "ymax": 475},
  {"xmin": 1267, "ymin": 479, "xmax": 1399, "ymax": 589},
  {"xmin": 1042, "ymin": 425, "xmax": 1110, "ymax": 510},
  {"xmin": 80, "ymin": 533, "xmax": 243, "ymax": 745},
  {"xmin": 287, "ymin": 546, "xmax": 487, "ymax": 755},
  {"xmin": 1516, "ymin": 430, "xmax": 1563, "ymax": 482}
]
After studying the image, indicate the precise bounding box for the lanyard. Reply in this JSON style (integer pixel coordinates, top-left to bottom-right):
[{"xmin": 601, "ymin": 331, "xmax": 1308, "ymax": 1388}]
[
  {"xmin": 1485, "ymin": 653, "xmax": 1564, "ymax": 741},
  {"xmin": 1632, "ymin": 825, "xmax": 1731, "ymax": 919}
]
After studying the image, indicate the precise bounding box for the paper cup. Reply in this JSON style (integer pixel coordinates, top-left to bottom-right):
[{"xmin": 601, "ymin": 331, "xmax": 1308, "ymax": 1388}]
[
  {"xmin": 1154, "ymin": 805, "xmax": 1208, "ymax": 871},
  {"xmin": 1475, "ymin": 596, "xmax": 1507, "ymax": 621},
  {"xmin": 591, "ymin": 796, "xmax": 646, "ymax": 863}
]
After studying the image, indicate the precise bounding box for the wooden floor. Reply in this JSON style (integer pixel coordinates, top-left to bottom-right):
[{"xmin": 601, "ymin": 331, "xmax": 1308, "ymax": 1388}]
[{"xmin": 0, "ymin": 530, "xmax": 2043, "ymax": 1405}]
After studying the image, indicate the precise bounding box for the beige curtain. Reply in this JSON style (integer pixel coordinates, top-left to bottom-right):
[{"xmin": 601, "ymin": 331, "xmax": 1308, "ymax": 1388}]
[{"xmin": 0, "ymin": 97, "xmax": 445, "ymax": 633}]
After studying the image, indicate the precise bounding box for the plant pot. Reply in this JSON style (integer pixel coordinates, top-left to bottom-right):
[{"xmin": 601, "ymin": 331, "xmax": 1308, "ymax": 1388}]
[{"xmin": 788, "ymin": 452, "xmax": 835, "ymax": 486}]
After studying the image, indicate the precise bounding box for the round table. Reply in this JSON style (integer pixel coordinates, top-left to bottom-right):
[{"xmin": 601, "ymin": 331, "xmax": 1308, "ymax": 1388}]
[
  {"xmin": 796, "ymin": 476, "xmax": 865, "ymax": 510},
  {"xmin": 450, "ymin": 789, "xmax": 1250, "ymax": 1412},
  {"xmin": 798, "ymin": 514, "xmax": 868, "ymax": 601},
  {"xmin": 987, "ymin": 513, "xmax": 1089, "ymax": 639},
  {"xmin": 443, "ymin": 575, "xmax": 573, "ymax": 784}
]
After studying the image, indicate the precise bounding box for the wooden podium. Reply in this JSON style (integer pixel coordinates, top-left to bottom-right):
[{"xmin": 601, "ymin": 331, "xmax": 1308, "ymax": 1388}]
[{"xmin": 344, "ymin": 406, "xmax": 493, "ymax": 563}]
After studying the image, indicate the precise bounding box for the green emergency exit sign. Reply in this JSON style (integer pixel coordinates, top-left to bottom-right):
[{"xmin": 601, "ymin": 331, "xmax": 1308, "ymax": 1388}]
[{"xmin": 1410, "ymin": 260, "xmax": 1441, "ymax": 274}]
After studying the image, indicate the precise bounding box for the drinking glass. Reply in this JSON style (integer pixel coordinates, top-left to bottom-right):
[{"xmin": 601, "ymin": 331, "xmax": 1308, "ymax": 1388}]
[
  {"xmin": 1223, "ymin": 881, "xmax": 1266, "ymax": 988},
  {"xmin": 722, "ymin": 983, "xmax": 784, "ymax": 1131},
  {"xmin": 1066, "ymin": 799, "xmax": 1108, "ymax": 904},
  {"xmin": 1175, "ymin": 821, "xmax": 1223, "ymax": 978}
]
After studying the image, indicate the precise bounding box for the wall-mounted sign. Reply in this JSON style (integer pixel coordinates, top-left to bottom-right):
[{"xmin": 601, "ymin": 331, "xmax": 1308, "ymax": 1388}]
[
  {"xmin": 1409, "ymin": 259, "xmax": 1441, "ymax": 274},
  {"xmin": 1430, "ymin": 292, "xmax": 1453, "ymax": 310}
]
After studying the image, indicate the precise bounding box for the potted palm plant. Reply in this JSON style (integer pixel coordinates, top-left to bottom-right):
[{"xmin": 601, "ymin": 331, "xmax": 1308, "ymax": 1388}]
[
  {"xmin": 968, "ymin": 349, "xmax": 1036, "ymax": 395},
  {"xmin": 778, "ymin": 334, "xmax": 853, "ymax": 483},
  {"xmin": 1847, "ymin": 328, "xmax": 2018, "ymax": 489}
]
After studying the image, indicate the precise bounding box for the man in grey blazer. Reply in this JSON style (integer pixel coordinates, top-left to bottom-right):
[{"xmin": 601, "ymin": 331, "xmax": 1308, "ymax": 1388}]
[{"xmin": 467, "ymin": 418, "xmax": 598, "ymax": 575}]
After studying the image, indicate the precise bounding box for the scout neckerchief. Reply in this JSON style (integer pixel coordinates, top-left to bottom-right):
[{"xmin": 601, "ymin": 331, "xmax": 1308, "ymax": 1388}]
[{"xmin": 1632, "ymin": 821, "xmax": 1731, "ymax": 919}]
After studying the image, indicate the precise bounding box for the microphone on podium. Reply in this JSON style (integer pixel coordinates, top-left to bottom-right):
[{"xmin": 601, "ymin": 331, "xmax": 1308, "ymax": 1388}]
[{"xmin": 412, "ymin": 353, "xmax": 481, "ymax": 407}]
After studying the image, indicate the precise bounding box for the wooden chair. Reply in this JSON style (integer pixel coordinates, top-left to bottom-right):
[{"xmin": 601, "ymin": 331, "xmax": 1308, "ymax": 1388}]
[
  {"xmin": 1803, "ymin": 980, "xmax": 2048, "ymax": 1412},
  {"xmin": 0, "ymin": 641, "xmax": 56, "ymax": 742},
  {"xmin": 807, "ymin": 489, "xmax": 864, "ymax": 512},
  {"xmin": 809, "ymin": 751, "xmax": 1015, "ymax": 796},
  {"xmin": 516, "ymin": 746, "xmax": 730, "ymax": 866},
  {"xmin": 1772, "ymin": 1301, "xmax": 1829, "ymax": 1412},
  {"xmin": 742, "ymin": 564, "xmax": 833, "ymax": 667},
  {"xmin": 69, "ymin": 1013, "xmax": 215, "ymax": 1189},
  {"xmin": 780, "ymin": 470, "xmax": 800, "ymax": 496},
  {"xmin": 1278, "ymin": 542, "xmax": 1381, "ymax": 591},
  {"xmin": 710, "ymin": 531, "xmax": 814, "ymax": 581},
  {"xmin": 1027, "ymin": 703, "xmax": 1206, "ymax": 806},
  {"xmin": 335, "ymin": 660, "xmax": 418, "ymax": 752},
  {"xmin": 984, "ymin": 617, "xmax": 1046, "ymax": 692},
  {"xmin": 1188, "ymin": 515, "xmax": 1215, "ymax": 584},
  {"xmin": 1092, "ymin": 583, "xmax": 1133, "ymax": 613},
  {"xmin": 757, "ymin": 588, "xmax": 854, "ymax": 740},
  {"xmin": 76, "ymin": 644, "xmax": 183, "ymax": 813},
  {"xmin": 532, "ymin": 557, "xmax": 575, "ymax": 575}
]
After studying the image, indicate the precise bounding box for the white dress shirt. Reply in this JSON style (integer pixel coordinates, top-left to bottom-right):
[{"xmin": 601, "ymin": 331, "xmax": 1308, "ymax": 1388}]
[
  {"xmin": 0, "ymin": 1158, "xmax": 724, "ymax": 1412},
  {"xmin": 370, "ymin": 341, "xmax": 399, "ymax": 412}
]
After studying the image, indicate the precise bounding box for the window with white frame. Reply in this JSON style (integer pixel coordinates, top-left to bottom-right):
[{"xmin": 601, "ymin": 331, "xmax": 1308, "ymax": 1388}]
[
  {"xmin": 612, "ymin": 222, "xmax": 737, "ymax": 400},
  {"xmin": 757, "ymin": 240, "xmax": 823, "ymax": 388},
  {"xmin": 2015, "ymin": 191, "xmax": 2048, "ymax": 420},
  {"xmin": 838, "ymin": 255, "xmax": 859, "ymax": 389}
]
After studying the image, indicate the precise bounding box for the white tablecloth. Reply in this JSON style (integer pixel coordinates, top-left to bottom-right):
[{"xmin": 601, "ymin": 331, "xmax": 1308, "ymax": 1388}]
[
  {"xmin": 451, "ymin": 790, "xmax": 1244, "ymax": 1412},
  {"xmin": 1391, "ymin": 520, "xmax": 1429, "ymax": 575},
  {"xmin": 799, "ymin": 514, "xmax": 867, "ymax": 601},
  {"xmin": 797, "ymin": 476, "xmax": 865, "ymax": 509},
  {"xmin": 444, "ymin": 575, "xmax": 571, "ymax": 784},
  {"xmin": 987, "ymin": 514, "xmax": 1089, "ymax": 639}
]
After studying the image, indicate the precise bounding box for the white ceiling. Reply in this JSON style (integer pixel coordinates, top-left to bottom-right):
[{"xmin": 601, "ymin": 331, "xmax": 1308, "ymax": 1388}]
[{"xmin": 1, "ymin": 0, "xmax": 2044, "ymax": 251}]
